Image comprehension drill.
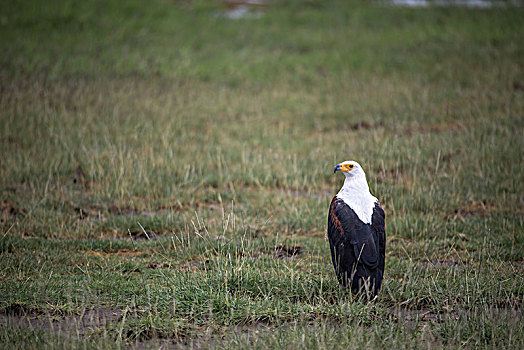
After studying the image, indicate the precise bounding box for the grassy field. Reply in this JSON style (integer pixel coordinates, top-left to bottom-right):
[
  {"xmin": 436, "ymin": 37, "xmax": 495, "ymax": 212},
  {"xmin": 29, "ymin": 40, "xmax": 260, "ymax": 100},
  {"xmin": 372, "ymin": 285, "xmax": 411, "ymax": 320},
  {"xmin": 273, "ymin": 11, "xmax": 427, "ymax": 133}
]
[{"xmin": 1, "ymin": 0, "xmax": 523, "ymax": 348}]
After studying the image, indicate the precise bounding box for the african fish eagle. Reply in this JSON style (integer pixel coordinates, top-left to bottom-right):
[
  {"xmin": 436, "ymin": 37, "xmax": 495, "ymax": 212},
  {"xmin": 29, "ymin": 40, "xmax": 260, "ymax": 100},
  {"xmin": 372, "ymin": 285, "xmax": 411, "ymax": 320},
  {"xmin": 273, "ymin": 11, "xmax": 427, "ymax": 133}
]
[{"xmin": 327, "ymin": 161, "xmax": 385, "ymax": 296}]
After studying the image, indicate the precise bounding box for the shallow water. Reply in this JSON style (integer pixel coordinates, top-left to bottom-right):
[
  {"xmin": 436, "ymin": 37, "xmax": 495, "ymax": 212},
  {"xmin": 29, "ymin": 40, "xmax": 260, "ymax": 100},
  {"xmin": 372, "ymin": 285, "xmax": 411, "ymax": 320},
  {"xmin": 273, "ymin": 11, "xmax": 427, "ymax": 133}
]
[
  {"xmin": 220, "ymin": 0, "xmax": 266, "ymax": 19},
  {"xmin": 223, "ymin": 5, "xmax": 262, "ymax": 19},
  {"xmin": 387, "ymin": 0, "xmax": 522, "ymax": 8},
  {"xmin": 219, "ymin": 0, "xmax": 522, "ymax": 19}
]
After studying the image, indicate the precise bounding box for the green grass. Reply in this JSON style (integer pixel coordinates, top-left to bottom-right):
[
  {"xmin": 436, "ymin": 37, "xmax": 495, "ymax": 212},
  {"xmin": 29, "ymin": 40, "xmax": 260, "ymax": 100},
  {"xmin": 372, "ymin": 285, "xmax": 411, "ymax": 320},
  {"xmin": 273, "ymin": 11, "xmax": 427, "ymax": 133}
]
[{"xmin": 1, "ymin": 0, "xmax": 523, "ymax": 348}]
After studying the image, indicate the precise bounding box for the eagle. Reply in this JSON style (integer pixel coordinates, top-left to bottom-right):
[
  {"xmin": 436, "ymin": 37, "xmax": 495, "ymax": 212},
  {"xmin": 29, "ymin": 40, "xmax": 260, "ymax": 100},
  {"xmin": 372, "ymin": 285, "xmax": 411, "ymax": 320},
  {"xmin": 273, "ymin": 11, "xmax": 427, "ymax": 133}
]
[{"xmin": 327, "ymin": 161, "xmax": 386, "ymax": 297}]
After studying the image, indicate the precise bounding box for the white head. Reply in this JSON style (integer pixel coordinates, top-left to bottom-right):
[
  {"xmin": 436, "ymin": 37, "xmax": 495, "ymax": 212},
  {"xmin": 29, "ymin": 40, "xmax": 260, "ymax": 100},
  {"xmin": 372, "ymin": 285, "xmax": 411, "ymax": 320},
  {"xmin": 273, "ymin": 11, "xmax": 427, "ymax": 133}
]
[
  {"xmin": 333, "ymin": 160, "xmax": 367, "ymax": 181},
  {"xmin": 333, "ymin": 160, "xmax": 376, "ymax": 223}
]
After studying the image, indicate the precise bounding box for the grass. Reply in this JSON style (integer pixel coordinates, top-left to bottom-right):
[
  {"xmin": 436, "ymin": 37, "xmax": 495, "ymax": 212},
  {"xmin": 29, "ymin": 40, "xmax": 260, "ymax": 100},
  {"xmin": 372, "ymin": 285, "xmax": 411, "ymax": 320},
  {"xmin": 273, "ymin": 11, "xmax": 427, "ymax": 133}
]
[{"xmin": 0, "ymin": 0, "xmax": 523, "ymax": 348}]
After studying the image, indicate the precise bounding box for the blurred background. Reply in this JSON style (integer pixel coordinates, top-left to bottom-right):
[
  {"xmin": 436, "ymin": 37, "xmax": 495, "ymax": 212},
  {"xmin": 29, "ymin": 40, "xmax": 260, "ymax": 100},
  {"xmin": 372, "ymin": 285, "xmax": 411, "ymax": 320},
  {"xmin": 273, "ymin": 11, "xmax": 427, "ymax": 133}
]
[{"xmin": 1, "ymin": 0, "xmax": 522, "ymax": 236}]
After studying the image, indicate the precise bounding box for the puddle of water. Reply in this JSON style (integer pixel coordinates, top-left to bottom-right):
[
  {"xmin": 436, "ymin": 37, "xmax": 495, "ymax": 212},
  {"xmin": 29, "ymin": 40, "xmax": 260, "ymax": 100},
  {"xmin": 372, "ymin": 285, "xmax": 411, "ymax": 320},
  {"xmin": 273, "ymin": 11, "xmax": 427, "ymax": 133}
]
[
  {"xmin": 387, "ymin": 0, "xmax": 522, "ymax": 8},
  {"xmin": 217, "ymin": 0, "xmax": 522, "ymax": 18},
  {"xmin": 0, "ymin": 305, "xmax": 122, "ymax": 334},
  {"xmin": 224, "ymin": 5, "xmax": 262, "ymax": 19},
  {"xmin": 219, "ymin": 0, "xmax": 267, "ymax": 19}
]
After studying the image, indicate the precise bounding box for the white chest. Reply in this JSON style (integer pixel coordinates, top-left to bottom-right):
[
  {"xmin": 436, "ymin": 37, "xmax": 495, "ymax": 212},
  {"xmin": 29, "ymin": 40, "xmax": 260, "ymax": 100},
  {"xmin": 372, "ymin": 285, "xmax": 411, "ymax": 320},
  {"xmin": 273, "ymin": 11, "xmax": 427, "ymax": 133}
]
[{"xmin": 336, "ymin": 189, "xmax": 377, "ymax": 224}]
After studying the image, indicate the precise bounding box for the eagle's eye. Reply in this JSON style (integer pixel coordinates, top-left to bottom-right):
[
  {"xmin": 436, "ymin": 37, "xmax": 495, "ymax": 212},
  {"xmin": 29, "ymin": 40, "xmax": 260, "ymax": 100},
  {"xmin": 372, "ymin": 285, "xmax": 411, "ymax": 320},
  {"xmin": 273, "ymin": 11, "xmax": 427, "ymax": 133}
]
[{"xmin": 348, "ymin": 164, "xmax": 354, "ymax": 169}]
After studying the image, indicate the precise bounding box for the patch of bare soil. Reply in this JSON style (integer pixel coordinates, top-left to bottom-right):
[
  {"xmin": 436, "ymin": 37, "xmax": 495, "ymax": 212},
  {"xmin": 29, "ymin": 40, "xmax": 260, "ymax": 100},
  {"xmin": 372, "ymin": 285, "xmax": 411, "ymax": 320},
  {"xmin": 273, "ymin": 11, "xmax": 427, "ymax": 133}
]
[
  {"xmin": 0, "ymin": 303, "xmax": 122, "ymax": 335},
  {"xmin": 513, "ymin": 80, "xmax": 524, "ymax": 91},
  {"xmin": 445, "ymin": 200, "xmax": 494, "ymax": 221},
  {"xmin": 1, "ymin": 303, "xmax": 47, "ymax": 316},
  {"xmin": 72, "ymin": 164, "xmax": 93, "ymax": 188},
  {"xmin": 1, "ymin": 200, "xmax": 25, "ymax": 222},
  {"xmin": 275, "ymin": 244, "xmax": 302, "ymax": 259},
  {"xmin": 441, "ymin": 150, "xmax": 460, "ymax": 162},
  {"xmin": 405, "ymin": 120, "xmax": 466, "ymax": 135},
  {"xmin": 391, "ymin": 302, "xmax": 522, "ymax": 330},
  {"xmin": 127, "ymin": 230, "xmax": 159, "ymax": 240},
  {"xmin": 310, "ymin": 119, "xmax": 384, "ymax": 134},
  {"xmin": 144, "ymin": 257, "xmax": 211, "ymax": 272},
  {"xmin": 88, "ymin": 249, "xmax": 143, "ymax": 258},
  {"xmin": 147, "ymin": 260, "xmax": 205, "ymax": 271},
  {"xmin": 390, "ymin": 307, "xmax": 459, "ymax": 329},
  {"xmin": 148, "ymin": 262, "xmax": 170, "ymax": 269},
  {"xmin": 513, "ymin": 258, "xmax": 524, "ymax": 271},
  {"xmin": 73, "ymin": 206, "xmax": 106, "ymax": 221},
  {"xmin": 124, "ymin": 322, "xmax": 273, "ymax": 349},
  {"xmin": 484, "ymin": 305, "xmax": 522, "ymax": 323},
  {"xmin": 347, "ymin": 120, "xmax": 384, "ymax": 131}
]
